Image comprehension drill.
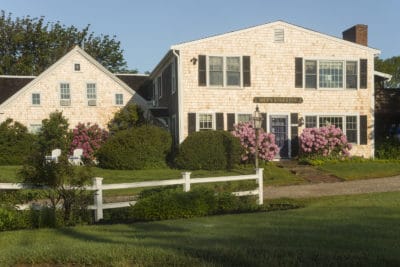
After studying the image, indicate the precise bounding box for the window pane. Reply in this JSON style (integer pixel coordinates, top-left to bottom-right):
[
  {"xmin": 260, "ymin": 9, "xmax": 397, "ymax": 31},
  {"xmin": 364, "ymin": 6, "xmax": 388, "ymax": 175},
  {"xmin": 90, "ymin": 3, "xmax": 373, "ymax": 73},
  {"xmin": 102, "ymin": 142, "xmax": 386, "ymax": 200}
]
[
  {"xmin": 346, "ymin": 116, "xmax": 357, "ymax": 143},
  {"xmin": 60, "ymin": 83, "xmax": 70, "ymax": 99},
  {"xmin": 115, "ymin": 94, "xmax": 123, "ymax": 105},
  {"xmin": 305, "ymin": 116, "xmax": 317, "ymax": 128},
  {"xmin": 238, "ymin": 114, "xmax": 252, "ymax": 123},
  {"xmin": 209, "ymin": 57, "xmax": 223, "ymax": 86},
  {"xmin": 346, "ymin": 61, "xmax": 357, "ymax": 89},
  {"xmin": 87, "ymin": 83, "xmax": 96, "ymax": 99},
  {"xmin": 226, "ymin": 57, "xmax": 240, "ymax": 86},
  {"xmin": 319, "ymin": 116, "xmax": 343, "ymax": 130},
  {"xmin": 319, "ymin": 61, "xmax": 343, "ymax": 88},
  {"xmin": 305, "ymin": 60, "xmax": 317, "ymax": 88},
  {"xmin": 32, "ymin": 93, "xmax": 40, "ymax": 105}
]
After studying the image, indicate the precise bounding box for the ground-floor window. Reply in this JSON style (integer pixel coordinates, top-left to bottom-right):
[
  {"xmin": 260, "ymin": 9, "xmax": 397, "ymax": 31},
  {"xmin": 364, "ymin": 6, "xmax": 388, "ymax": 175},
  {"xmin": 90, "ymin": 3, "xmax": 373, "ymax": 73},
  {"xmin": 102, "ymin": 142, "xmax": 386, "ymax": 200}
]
[
  {"xmin": 305, "ymin": 115, "xmax": 358, "ymax": 143},
  {"xmin": 199, "ymin": 113, "xmax": 213, "ymax": 130},
  {"xmin": 237, "ymin": 113, "xmax": 252, "ymax": 123}
]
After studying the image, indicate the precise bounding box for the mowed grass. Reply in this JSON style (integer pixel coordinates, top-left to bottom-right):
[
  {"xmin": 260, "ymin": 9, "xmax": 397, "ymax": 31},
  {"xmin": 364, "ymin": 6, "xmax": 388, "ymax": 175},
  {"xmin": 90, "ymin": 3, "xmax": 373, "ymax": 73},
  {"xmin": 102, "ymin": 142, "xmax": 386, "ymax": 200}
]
[
  {"xmin": 1, "ymin": 192, "xmax": 399, "ymax": 266},
  {"xmin": 318, "ymin": 160, "xmax": 400, "ymax": 180}
]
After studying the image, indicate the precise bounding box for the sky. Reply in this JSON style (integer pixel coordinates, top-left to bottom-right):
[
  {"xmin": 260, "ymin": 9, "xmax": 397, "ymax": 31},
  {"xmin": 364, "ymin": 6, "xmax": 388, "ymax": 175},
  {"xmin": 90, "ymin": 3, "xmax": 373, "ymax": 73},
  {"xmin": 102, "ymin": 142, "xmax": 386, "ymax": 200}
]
[{"xmin": 0, "ymin": 0, "xmax": 399, "ymax": 73}]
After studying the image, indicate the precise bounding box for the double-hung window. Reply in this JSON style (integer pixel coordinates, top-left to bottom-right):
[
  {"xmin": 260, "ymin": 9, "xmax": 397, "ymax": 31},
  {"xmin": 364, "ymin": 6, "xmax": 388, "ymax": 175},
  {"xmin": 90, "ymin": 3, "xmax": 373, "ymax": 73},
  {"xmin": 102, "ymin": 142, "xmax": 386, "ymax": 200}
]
[
  {"xmin": 237, "ymin": 114, "xmax": 252, "ymax": 123},
  {"xmin": 115, "ymin": 94, "xmax": 123, "ymax": 105},
  {"xmin": 208, "ymin": 56, "xmax": 241, "ymax": 87},
  {"xmin": 209, "ymin": 57, "xmax": 224, "ymax": 86},
  {"xmin": 87, "ymin": 83, "xmax": 96, "ymax": 106},
  {"xmin": 199, "ymin": 114, "xmax": 213, "ymax": 131},
  {"xmin": 60, "ymin": 83, "xmax": 71, "ymax": 106},
  {"xmin": 226, "ymin": 57, "xmax": 241, "ymax": 86},
  {"xmin": 305, "ymin": 115, "xmax": 358, "ymax": 143}
]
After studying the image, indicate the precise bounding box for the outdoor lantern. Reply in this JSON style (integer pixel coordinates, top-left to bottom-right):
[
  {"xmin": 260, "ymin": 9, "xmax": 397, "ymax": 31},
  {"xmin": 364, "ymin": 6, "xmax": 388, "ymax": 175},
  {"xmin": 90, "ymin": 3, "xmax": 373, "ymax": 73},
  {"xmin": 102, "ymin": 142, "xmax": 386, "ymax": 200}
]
[{"xmin": 253, "ymin": 105, "xmax": 262, "ymax": 129}]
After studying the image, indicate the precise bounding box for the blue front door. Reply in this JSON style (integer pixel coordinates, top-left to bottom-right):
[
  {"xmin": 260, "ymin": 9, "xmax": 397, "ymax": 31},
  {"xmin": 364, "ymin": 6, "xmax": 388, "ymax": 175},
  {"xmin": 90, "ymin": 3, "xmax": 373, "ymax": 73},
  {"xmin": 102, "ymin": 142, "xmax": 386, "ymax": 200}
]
[{"xmin": 270, "ymin": 115, "xmax": 289, "ymax": 158}]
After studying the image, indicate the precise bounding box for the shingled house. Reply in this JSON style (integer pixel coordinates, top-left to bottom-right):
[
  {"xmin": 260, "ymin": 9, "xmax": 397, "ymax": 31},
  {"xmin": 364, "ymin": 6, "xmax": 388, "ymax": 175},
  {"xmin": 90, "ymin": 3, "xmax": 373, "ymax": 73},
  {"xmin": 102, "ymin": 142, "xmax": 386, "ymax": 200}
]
[
  {"xmin": 0, "ymin": 46, "xmax": 150, "ymax": 132},
  {"xmin": 150, "ymin": 21, "xmax": 381, "ymax": 158}
]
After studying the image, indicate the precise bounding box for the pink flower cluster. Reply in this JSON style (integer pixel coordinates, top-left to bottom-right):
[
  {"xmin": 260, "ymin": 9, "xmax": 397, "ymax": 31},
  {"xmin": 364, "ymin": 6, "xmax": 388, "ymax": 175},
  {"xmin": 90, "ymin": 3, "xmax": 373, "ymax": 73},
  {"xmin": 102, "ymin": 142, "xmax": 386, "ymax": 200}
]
[
  {"xmin": 231, "ymin": 122, "xmax": 279, "ymax": 162},
  {"xmin": 299, "ymin": 125, "xmax": 352, "ymax": 158},
  {"xmin": 70, "ymin": 122, "xmax": 109, "ymax": 161}
]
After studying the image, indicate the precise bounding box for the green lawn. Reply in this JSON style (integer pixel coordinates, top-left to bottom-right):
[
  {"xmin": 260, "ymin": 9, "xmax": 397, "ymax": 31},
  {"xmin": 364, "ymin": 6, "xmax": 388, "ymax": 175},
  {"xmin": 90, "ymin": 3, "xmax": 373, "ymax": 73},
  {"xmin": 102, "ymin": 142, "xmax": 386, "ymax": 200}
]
[
  {"xmin": 1, "ymin": 192, "xmax": 399, "ymax": 266},
  {"xmin": 318, "ymin": 160, "xmax": 400, "ymax": 180}
]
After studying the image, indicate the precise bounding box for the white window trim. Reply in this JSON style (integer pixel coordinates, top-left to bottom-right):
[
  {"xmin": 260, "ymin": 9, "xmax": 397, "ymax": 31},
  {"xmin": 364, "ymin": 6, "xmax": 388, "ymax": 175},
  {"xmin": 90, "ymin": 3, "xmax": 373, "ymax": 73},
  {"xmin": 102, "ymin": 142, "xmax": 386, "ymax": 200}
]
[
  {"xmin": 236, "ymin": 113, "xmax": 252, "ymax": 123},
  {"xmin": 303, "ymin": 59, "xmax": 359, "ymax": 90},
  {"xmin": 302, "ymin": 113, "xmax": 360, "ymax": 144},
  {"xmin": 59, "ymin": 82, "xmax": 71, "ymax": 100},
  {"xmin": 196, "ymin": 112, "xmax": 216, "ymax": 131},
  {"xmin": 29, "ymin": 124, "xmax": 42, "ymax": 134},
  {"xmin": 86, "ymin": 83, "xmax": 97, "ymax": 100},
  {"xmin": 74, "ymin": 62, "xmax": 81, "ymax": 72},
  {"xmin": 206, "ymin": 55, "xmax": 243, "ymax": 88},
  {"xmin": 31, "ymin": 93, "xmax": 41, "ymax": 106}
]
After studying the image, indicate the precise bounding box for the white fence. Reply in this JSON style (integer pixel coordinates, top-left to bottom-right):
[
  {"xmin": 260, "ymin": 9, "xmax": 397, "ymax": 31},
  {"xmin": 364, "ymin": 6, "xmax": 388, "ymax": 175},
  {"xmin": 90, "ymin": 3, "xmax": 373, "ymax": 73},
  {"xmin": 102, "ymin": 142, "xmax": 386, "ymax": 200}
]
[{"xmin": 0, "ymin": 168, "xmax": 264, "ymax": 222}]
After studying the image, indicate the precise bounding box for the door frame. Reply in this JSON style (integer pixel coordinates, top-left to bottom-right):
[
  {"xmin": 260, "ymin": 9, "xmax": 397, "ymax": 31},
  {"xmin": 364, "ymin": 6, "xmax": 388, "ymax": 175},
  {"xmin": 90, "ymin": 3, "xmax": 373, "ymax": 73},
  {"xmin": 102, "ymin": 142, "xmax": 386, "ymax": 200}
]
[{"xmin": 268, "ymin": 113, "xmax": 291, "ymax": 159}]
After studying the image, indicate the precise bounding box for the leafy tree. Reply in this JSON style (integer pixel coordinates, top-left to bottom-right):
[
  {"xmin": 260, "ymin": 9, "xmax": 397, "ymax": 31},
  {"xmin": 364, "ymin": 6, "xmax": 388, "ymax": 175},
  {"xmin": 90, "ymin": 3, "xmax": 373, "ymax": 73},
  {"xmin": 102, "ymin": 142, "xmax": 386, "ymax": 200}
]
[
  {"xmin": 0, "ymin": 10, "xmax": 130, "ymax": 75},
  {"xmin": 107, "ymin": 103, "xmax": 145, "ymax": 134},
  {"xmin": 375, "ymin": 56, "xmax": 400, "ymax": 88},
  {"xmin": 19, "ymin": 111, "xmax": 91, "ymax": 225},
  {"xmin": 0, "ymin": 118, "xmax": 36, "ymax": 165}
]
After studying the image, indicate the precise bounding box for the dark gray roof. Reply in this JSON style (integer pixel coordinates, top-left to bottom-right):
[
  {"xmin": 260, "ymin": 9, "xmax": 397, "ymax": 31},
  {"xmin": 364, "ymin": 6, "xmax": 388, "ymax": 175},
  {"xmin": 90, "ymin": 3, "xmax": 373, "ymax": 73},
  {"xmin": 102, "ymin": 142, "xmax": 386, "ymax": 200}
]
[
  {"xmin": 116, "ymin": 74, "xmax": 152, "ymax": 101},
  {"xmin": 0, "ymin": 76, "xmax": 35, "ymax": 105}
]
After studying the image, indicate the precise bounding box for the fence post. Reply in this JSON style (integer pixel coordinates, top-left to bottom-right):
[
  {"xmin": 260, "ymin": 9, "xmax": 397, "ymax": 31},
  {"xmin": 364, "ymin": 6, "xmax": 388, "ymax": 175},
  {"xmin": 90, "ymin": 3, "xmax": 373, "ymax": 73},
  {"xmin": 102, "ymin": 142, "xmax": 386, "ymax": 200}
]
[
  {"xmin": 256, "ymin": 168, "xmax": 264, "ymax": 205},
  {"xmin": 93, "ymin": 177, "xmax": 103, "ymax": 222},
  {"xmin": 182, "ymin": 172, "xmax": 191, "ymax": 192}
]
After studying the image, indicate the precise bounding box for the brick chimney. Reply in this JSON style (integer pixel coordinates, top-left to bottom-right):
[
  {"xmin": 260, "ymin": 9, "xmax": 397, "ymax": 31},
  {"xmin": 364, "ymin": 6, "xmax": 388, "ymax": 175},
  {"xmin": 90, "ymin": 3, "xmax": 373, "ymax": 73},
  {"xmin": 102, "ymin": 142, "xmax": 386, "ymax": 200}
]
[{"xmin": 342, "ymin": 24, "xmax": 368, "ymax": 46}]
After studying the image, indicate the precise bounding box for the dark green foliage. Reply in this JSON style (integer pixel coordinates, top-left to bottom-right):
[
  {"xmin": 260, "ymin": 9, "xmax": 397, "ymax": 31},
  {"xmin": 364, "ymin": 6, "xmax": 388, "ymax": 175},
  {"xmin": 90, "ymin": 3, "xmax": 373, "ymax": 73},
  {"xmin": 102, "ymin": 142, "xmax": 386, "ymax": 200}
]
[
  {"xmin": 175, "ymin": 131, "xmax": 242, "ymax": 170},
  {"xmin": 376, "ymin": 137, "xmax": 400, "ymax": 159},
  {"xmin": 375, "ymin": 56, "xmax": 400, "ymax": 88},
  {"xmin": 0, "ymin": 119, "xmax": 36, "ymax": 165},
  {"xmin": 0, "ymin": 10, "xmax": 129, "ymax": 75},
  {"xmin": 107, "ymin": 103, "xmax": 145, "ymax": 134},
  {"xmin": 97, "ymin": 125, "xmax": 172, "ymax": 170}
]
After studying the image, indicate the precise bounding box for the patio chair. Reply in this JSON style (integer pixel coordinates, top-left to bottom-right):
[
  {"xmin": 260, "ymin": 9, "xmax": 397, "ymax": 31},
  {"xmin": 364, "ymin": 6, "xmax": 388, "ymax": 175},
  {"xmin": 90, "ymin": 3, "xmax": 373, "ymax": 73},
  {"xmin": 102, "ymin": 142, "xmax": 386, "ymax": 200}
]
[
  {"xmin": 68, "ymin": 148, "xmax": 84, "ymax": 166},
  {"xmin": 45, "ymin": 148, "xmax": 61, "ymax": 163}
]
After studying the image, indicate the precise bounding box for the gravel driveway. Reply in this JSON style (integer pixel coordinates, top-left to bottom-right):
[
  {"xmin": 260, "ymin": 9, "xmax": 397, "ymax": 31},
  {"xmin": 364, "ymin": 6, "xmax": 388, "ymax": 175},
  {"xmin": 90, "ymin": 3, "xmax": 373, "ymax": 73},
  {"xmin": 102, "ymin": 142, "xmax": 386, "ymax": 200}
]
[{"xmin": 264, "ymin": 175, "xmax": 400, "ymax": 199}]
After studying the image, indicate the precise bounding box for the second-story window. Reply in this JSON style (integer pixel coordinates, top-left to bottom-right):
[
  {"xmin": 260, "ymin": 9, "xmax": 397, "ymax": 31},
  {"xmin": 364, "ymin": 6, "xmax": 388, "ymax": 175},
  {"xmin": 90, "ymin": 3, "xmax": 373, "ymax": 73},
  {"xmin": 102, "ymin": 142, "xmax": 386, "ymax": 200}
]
[
  {"xmin": 209, "ymin": 56, "xmax": 223, "ymax": 86},
  {"xmin": 115, "ymin": 93, "xmax": 123, "ymax": 105},
  {"xmin": 60, "ymin": 83, "xmax": 71, "ymax": 106},
  {"xmin": 32, "ymin": 93, "xmax": 40, "ymax": 105},
  {"xmin": 87, "ymin": 83, "xmax": 96, "ymax": 106},
  {"xmin": 226, "ymin": 57, "xmax": 241, "ymax": 86}
]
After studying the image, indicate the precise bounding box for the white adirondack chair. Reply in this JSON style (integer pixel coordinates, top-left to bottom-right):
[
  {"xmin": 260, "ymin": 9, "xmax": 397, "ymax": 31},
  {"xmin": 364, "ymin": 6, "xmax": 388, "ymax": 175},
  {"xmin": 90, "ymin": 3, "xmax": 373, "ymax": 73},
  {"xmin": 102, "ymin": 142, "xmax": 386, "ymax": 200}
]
[
  {"xmin": 68, "ymin": 148, "xmax": 84, "ymax": 166},
  {"xmin": 45, "ymin": 148, "xmax": 61, "ymax": 163}
]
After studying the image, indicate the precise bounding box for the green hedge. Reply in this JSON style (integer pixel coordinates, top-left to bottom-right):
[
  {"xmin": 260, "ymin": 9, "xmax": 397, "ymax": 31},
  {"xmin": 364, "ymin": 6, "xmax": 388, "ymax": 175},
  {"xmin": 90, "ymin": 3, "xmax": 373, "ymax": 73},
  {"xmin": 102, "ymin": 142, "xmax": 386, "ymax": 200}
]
[
  {"xmin": 97, "ymin": 125, "xmax": 172, "ymax": 170},
  {"xmin": 376, "ymin": 137, "xmax": 400, "ymax": 159},
  {"xmin": 175, "ymin": 131, "xmax": 242, "ymax": 170}
]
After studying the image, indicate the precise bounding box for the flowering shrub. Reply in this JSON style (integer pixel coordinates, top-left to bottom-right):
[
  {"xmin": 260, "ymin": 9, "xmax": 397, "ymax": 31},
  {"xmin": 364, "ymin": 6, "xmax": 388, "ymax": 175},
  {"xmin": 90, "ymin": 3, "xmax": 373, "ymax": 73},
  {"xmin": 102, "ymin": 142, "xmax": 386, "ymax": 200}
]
[
  {"xmin": 231, "ymin": 122, "xmax": 279, "ymax": 163},
  {"xmin": 299, "ymin": 125, "xmax": 352, "ymax": 159},
  {"xmin": 70, "ymin": 123, "xmax": 109, "ymax": 162}
]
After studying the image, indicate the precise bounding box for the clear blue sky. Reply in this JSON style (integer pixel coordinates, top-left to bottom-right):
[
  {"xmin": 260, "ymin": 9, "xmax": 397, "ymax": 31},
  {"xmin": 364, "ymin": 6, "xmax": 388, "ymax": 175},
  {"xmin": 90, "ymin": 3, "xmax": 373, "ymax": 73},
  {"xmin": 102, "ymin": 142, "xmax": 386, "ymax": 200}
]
[{"xmin": 0, "ymin": 0, "xmax": 398, "ymax": 73}]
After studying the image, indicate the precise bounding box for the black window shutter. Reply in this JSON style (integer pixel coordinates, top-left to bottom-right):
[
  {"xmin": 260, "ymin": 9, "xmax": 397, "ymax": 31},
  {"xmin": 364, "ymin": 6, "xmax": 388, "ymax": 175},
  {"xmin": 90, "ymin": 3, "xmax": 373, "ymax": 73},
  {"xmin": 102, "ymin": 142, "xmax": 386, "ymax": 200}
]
[
  {"xmin": 290, "ymin": 113, "xmax": 298, "ymax": 125},
  {"xmin": 295, "ymin": 57, "xmax": 303, "ymax": 88},
  {"xmin": 261, "ymin": 113, "xmax": 267, "ymax": 131},
  {"xmin": 188, "ymin": 113, "xmax": 196, "ymax": 135},
  {"xmin": 227, "ymin": 113, "xmax": 235, "ymax": 131},
  {"xmin": 291, "ymin": 126, "xmax": 299, "ymax": 157},
  {"xmin": 216, "ymin": 113, "xmax": 224, "ymax": 130},
  {"xmin": 198, "ymin": 55, "xmax": 206, "ymax": 86},
  {"xmin": 243, "ymin": 56, "xmax": 251, "ymax": 87},
  {"xmin": 360, "ymin": 59, "xmax": 367, "ymax": 89},
  {"xmin": 360, "ymin": 115, "xmax": 368, "ymax": 144}
]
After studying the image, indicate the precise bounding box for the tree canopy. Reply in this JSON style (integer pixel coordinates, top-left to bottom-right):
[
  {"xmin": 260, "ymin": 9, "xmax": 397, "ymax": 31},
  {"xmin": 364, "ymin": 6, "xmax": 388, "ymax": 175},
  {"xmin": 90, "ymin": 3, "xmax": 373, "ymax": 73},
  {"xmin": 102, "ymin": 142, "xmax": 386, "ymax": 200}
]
[
  {"xmin": 375, "ymin": 56, "xmax": 400, "ymax": 88},
  {"xmin": 0, "ymin": 10, "xmax": 134, "ymax": 75}
]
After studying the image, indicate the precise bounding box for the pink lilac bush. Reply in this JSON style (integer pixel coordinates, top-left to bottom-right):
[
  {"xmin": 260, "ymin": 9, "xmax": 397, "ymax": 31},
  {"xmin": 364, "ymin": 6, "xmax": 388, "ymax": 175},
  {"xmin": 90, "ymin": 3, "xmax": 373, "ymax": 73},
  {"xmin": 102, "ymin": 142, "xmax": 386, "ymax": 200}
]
[
  {"xmin": 299, "ymin": 125, "xmax": 352, "ymax": 159},
  {"xmin": 70, "ymin": 123, "xmax": 109, "ymax": 161},
  {"xmin": 231, "ymin": 122, "xmax": 279, "ymax": 162}
]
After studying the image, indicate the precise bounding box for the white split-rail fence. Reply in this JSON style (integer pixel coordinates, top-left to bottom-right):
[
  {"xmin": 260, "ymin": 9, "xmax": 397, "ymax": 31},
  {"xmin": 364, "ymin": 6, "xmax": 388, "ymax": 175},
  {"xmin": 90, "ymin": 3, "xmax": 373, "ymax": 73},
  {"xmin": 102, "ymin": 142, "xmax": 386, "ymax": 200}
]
[{"xmin": 0, "ymin": 168, "xmax": 264, "ymax": 222}]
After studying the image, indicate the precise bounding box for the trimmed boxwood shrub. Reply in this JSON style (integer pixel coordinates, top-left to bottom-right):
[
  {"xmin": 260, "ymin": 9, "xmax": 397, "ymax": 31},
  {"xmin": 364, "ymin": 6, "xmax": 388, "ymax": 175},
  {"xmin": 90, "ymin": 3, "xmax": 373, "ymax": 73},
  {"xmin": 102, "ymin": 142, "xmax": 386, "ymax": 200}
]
[
  {"xmin": 175, "ymin": 131, "xmax": 242, "ymax": 170},
  {"xmin": 97, "ymin": 125, "xmax": 172, "ymax": 169}
]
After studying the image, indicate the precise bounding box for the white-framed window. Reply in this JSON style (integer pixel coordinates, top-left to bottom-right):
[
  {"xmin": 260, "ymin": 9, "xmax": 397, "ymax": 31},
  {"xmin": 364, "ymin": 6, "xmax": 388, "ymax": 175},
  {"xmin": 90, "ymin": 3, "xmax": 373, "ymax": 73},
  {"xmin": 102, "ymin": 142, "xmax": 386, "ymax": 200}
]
[
  {"xmin": 237, "ymin": 113, "xmax": 252, "ymax": 123},
  {"xmin": 60, "ymin": 83, "xmax": 70, "ymax": 100},
  {"xmin": 171, "ymin": 61, "xmax": 176, "ymax": 95},
  {"xmin": 305, "ymin": 60, "xmax": 358, "ymax": 89},
  {"xmin": 29, "ymin": 124, "xmax": 42, "ymax": 134},
  {"xmin": 115, "ymin": 93, "xmax": 123, "ymax": 105},
  {"xmin": 32, "ymin": 93, "xmax": 40, "ymax": 105},
  {"xmin": 305, "ymin": 115, "xmax": 358, "ymax": 143},
  {"xmin": 198, "ymin": 113, "xmax": 214, "ymax": 131},
  {"xmin": 74, "ymin": 63, "xmax": 81, "ymax": 71},
  {"xmin": 87, "ymin": 83, "xmax": 96, "ymax": 99},
  {"xmin": 208, "ymin": 56, "xmax": 242, "ymax": 87}
]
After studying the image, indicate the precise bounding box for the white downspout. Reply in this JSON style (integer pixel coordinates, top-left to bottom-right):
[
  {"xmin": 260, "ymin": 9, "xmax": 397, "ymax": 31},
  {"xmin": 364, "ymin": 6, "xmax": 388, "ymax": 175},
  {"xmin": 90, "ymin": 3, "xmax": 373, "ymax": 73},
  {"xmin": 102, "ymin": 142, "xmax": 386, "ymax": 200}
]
[{"xmin": 173, "ymin": 49, "xmax": 184, "ymax": 144}]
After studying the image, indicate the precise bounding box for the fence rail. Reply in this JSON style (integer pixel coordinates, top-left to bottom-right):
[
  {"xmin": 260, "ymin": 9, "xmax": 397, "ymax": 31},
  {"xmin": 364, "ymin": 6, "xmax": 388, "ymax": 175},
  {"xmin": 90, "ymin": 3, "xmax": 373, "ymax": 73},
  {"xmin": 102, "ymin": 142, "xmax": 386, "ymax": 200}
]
[{"xmin": 0, "ymin": 168, "xmax": 264, "ymax": 222}]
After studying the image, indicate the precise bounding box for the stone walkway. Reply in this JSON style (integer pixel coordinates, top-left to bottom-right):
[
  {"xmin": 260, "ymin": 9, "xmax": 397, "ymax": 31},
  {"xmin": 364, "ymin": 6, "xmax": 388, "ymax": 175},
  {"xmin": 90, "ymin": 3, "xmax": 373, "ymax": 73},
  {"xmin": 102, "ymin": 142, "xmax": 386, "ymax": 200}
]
[{"xmin": 264, "ymin": 175, "xmax": 400, "ymax": 199}]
